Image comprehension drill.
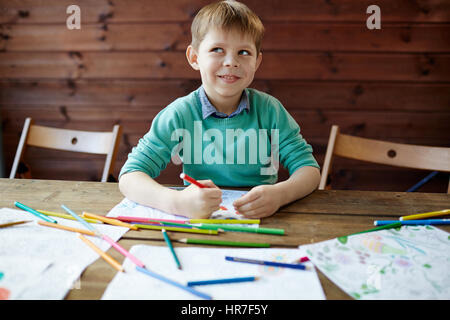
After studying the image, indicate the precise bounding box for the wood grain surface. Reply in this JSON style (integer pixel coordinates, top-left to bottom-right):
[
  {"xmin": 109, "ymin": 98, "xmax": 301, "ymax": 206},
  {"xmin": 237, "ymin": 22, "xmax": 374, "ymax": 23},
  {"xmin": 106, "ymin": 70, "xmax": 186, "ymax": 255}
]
[{"xmin": 1, "ymin": 178, "xmax": 448, "ymax": 299}]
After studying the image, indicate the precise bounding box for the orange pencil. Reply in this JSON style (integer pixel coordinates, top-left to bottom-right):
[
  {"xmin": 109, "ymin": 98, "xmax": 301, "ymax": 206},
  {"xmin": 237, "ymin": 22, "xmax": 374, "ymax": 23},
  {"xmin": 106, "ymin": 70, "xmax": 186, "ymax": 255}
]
[
  {"xmin": 82, "ymin": 212, "xmax": 138, "ymax": 230},
  {"xmin": 38, "ymin": 220, "xmax": 96, "ymax": 236},
  {"xmin": 78, "ymin": 233, "xmax": 124, "ymax": 272}
]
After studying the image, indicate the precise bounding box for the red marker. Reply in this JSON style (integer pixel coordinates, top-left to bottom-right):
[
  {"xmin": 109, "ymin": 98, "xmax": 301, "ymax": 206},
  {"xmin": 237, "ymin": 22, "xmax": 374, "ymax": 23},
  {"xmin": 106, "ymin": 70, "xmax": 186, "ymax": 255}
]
[{"xmin": 180, "ymin": 173, "xmax": 207, "ymax": 188}]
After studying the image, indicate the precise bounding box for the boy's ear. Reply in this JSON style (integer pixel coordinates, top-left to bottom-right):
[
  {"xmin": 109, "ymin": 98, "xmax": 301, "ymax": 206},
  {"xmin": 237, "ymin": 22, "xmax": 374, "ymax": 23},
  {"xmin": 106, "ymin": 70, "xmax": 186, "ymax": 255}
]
[
  {"xmin": 255, "ymin": 52, "xmax": 263, "ymax": 71},
  {"xmin": 186, "ymin": 45, "xmax": 200, "ymax": 70}
]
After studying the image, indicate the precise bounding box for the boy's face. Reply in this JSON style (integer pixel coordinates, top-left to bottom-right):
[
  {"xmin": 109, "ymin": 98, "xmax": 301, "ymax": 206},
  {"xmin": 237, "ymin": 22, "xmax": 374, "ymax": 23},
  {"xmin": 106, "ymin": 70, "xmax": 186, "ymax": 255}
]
[{"xmin": 186, "ymin": 27, "xmax": 262, "ymax": 107}]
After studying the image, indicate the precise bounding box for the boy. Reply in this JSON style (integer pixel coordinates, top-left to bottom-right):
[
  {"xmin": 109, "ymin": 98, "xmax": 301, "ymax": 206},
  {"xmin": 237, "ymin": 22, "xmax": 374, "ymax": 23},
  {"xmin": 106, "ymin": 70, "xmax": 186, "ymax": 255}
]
[{"xmin": 119, "ymin": 1, "xmax": 320, "ymax": 219}]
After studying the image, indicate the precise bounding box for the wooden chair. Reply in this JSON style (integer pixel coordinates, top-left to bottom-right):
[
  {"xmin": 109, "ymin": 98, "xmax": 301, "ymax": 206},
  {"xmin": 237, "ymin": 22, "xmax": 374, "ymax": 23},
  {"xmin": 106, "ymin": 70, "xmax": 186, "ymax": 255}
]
[
  {"xmin": 10, "ymin": 118, "xmax": 122, "ymax": 182},
  {"xmin": 319, "ymin": 125, "xmax": 450, "ymax": 193}
]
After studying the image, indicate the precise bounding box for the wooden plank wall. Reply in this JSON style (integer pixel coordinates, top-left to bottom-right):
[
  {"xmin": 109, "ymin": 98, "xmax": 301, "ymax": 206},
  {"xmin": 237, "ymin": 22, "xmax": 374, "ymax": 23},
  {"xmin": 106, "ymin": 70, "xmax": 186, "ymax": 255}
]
[{"xmin": 1, "ymin": 0, "xmax": 449, "ymax": 192}]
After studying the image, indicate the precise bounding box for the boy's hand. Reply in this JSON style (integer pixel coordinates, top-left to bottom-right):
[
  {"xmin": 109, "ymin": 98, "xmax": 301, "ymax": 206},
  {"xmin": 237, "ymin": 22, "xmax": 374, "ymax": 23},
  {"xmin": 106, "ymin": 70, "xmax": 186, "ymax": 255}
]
[
  {"xmin": 232, "ymin": 185, "xmax": 281, "ymax": 218},
  {"xmin": 178, "ymin": 180, "xmax": 222, "ymax": 219}
]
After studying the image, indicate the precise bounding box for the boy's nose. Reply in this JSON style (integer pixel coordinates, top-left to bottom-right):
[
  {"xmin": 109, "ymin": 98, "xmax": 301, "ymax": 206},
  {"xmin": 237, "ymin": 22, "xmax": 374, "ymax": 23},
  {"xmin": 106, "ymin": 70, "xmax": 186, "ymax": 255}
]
[{"xmin": 223, "ymin": 55, "xmax": 239, "ymax": 68}]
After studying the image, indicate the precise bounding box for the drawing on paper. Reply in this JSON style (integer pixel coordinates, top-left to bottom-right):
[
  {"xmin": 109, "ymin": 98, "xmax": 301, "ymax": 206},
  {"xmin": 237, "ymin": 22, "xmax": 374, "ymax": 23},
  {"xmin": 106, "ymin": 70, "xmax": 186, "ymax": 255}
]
[
  {"xmin": 302, "ymin": 226, "xmax": 450, "ymax": 300},
  {"xmin": 108, "ymin": 189, "xmax": 255, "ymax": 225}
]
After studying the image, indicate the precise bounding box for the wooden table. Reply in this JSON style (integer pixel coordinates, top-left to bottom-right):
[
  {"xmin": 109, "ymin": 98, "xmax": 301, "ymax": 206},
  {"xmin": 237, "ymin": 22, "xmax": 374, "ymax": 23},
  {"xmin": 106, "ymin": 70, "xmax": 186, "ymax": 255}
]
[{"xmin": 1, "ymin": 178, "xmax": 449, "ymax": 300}]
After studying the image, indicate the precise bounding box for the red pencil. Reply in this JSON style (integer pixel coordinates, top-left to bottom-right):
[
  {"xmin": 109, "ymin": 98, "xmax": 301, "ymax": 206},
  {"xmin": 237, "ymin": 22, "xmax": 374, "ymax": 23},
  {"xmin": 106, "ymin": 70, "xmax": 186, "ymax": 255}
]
[
  {"xmin": 180, "ymin": 173, "xmax": 206, "ymax": 188},
  {"xmin": 179, "ymin": 173, "xmax": 232, "ymax": 212}
]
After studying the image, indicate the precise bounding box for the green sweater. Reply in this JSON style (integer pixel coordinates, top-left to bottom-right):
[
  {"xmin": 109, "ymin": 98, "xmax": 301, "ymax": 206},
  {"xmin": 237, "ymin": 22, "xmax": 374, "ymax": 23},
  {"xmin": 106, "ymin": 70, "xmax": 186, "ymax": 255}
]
[{"xmin": 119, "ymin": 87, "xmax": 319, "ymax": 187}]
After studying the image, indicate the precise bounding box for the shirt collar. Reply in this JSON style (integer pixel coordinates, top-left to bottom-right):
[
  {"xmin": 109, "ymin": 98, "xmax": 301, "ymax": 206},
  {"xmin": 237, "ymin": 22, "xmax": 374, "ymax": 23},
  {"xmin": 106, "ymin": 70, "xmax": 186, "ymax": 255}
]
[{"xmin": 199, "ymin": 86, "xmax": 250, "ymax": 120}]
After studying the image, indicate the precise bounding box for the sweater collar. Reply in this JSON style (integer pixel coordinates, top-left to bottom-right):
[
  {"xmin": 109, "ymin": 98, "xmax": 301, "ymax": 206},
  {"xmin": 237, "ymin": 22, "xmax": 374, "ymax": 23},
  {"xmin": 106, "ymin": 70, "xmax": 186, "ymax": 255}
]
[{"xmin": 198, "ymin": 86, "xmax": 250, "ymax": 120}]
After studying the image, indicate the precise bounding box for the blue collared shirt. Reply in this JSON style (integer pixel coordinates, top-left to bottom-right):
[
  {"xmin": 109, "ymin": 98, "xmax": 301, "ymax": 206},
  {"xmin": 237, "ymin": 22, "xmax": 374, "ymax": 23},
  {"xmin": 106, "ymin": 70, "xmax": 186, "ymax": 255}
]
[{"xmin": 199, "ymin": 86, "xmax": 250, "ymax": 119}]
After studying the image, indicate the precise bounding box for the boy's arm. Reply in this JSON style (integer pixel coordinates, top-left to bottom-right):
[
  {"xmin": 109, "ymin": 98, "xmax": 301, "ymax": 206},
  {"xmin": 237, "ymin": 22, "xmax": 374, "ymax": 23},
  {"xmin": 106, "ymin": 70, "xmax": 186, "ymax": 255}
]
[
  {"xmin": 119, "ymin": 171, "xmax": 222, "ymax": 219},
  {"xmin": 274, "ymin": 165, "xmax": 321, "ymax": 207},
  {"xmin": 233, "ymin": 166, "xmax": 320, "ymax": 218}
]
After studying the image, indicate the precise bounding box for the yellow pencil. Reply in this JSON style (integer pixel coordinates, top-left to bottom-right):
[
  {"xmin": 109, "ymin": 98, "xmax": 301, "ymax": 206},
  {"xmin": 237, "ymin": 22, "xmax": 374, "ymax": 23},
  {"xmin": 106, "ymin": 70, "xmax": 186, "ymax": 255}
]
[
  {"xmin": 134, "ymin": 224, "xmax": 219, "ymax": 235},
  {"xmin": 189, "ymin": 219, "xmax": 260, "ymax": 224},
  {"xmin": 38, "ymin": 210, "xmax": 103, "ymax": 224},
  {"xmin": 38, "ymin": 220, "xmax": 96, "ymax": 236},
  {"xmin": 82, "ymin": 212, "xmax": 139, "ymax": 230},
  {"xmin": 78, "ymin": 233, "xmax": 124, "ymax": 272},
  {"xmin": 400, "ymin": 209, "xmax": 450, "ymax": 221}
]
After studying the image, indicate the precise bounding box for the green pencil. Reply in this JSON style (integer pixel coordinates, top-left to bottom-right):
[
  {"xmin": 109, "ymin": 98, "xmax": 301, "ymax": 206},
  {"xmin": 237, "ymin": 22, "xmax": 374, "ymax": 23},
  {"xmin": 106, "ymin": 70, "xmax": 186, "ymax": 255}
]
[
  {"xmin": 162, "ymin": 229, "xmax": 182, "ymax": 270},
  {"xmin": 350, "ymin": 222, "xmax": 402, "ymax": 236},
  {"xmin": 178, "ymin": 238, "xmax": 271, "ymax": 248},
  {"xmin": 198, "ymin": 223, "xmax": 285, "ymax": 235},
  {"xmin": 14, "ymin": 201, "xmax": 58, "ymax": 224}
]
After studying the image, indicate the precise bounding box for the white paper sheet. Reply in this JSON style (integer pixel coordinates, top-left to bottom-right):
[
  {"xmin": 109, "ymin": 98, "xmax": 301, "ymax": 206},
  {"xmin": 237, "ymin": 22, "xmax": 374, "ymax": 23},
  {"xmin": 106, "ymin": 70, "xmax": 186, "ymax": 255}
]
[
  {"xmin": 0, "ymin": 207, "xmax": 129, "ymax": 299},
  {"xmin": 301, "ymin": 225, "xmax": 450, "ymax": 300},
  {"xmin": 107, "ymin": 189, "xmax": 257, "ymax": 227},
  {"xmin": 101, "ymin": 245, "xmax": 325, "ymax": 300},
  {"xmin": 0, "ymin": 257, "xmax": 52, "ymax": 300}
]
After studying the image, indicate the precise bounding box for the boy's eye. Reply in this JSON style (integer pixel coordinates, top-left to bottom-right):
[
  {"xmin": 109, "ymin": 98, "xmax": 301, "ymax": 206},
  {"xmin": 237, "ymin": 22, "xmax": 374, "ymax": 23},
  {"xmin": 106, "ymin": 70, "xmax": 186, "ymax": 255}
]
[
  {"xmin": 239, "ymin": 50, "xmax": 251, "ymax": 56},
  {"xmin": 211, "ymin": 47, "xmax": 224, "ymax": 53}
]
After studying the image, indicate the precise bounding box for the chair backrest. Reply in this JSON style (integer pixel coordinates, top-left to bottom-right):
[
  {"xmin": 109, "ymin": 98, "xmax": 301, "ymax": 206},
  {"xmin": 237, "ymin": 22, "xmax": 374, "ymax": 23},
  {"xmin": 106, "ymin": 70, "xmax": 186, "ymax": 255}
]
[
  {"xmin": 10, "ymin": 118, "xmax": 122, "ymax": 182},
  {"xmin": 319, "ymin": 125, "xmax": 450, "ymax": 193}
]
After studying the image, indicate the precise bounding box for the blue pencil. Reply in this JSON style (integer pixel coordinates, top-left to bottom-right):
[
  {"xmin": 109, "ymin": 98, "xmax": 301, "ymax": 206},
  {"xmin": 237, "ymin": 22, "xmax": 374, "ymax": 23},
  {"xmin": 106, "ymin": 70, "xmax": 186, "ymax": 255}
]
[
  {"xmin": 14, "ymin": 201, "xmax": 58, "ymax": 224},
  {"xmin": 225, "ymin": 256, "xmax": 307, "ymax": 270},
  {"xmin": 187, "ymin": 276, "xmax": 259, "ymax": 286},
  {"xmin": 374, "ymin": 219, "xmax": 450, "ymax": 226},
  {"xmin": 61, "ymin": 204, "xmax": 101, "ymax": 236},
  {"xmin": 135, "ymin": 266, "xmax": 212, "ymax": 300}
]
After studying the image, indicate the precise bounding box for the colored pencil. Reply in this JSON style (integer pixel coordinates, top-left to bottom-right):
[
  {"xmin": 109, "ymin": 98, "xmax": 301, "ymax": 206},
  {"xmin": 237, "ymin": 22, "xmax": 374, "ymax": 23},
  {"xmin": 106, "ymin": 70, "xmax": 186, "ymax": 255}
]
[
  {"xmin": 133, "ymin": 221, "xmax": 195, "ymax": 229},
  {"xmin": 135, "ymin": 266, "xmax": 212, "ymax": 300},
  {"xmin": 61, "ymin": 204, "xmax": 100, "ymax": 236},
  {"xmin": 38, "ymin": 210, "xmax": 103, "ymax": 224},
  {"xmin": 406, "ymin": 171, "xmax": 439, "ymax": 192},
  {"xmin": 78, "ymin": 233, "xmax": 124, "ymax": 272},
  {"xmin": 189, "ymin": 219, "xmax": 260, "ymax": 224},
  {"xmin": 14, "ymin": 201, "xmax": 58, "ymax": 224},
  {"xmin": 116, "ymin": 216, "xmax": 188, "ymax": 224},
  {"xmin": 116, "ymin": 216, "xmax": 260, "ymax": 225},
  {"xmin": 0, "ymin": 220, "xmax": 31, "ymax": 229},
  {"xmin": 134, "ymin": 223, "xmax": 219, "ymax": 235},
  {"xmin": 120, "ymin": 236, "xmax": 299, "ymax": 248},
  {"xmin": 82, "ymin": 212, "xmax": 138, "ymax": 230},
  {"xmin": 350, "ymin": 222, "xmax": 402, "ymax": 235},
  {"xmin": 292, "ymin": 256, "xmax": 309, "ymax": 264},
  {"xmin": 62, "ymin": 204, "xmax": 146, "ymax": 268},
  {"xmin": 179, "ymin": 173, "xmax": 206, "ymax": 188},
  {"xmin": 38, "ymin": 220, "xmax": 96, "ymax": 236},
  {"xmin": 162, "ymin": 229, "xmax": 182, "ymax": 270},
  {"xmin": 102, "ymin": 234, "xmax": 146, "ymax": 268},
  {"xmin": 178, "ymin": 238, "xmax": 270, "ymax": 248},
  {"xmin": 187, "ymin": 276, "xmax": 258, "ymax": 286},
  {"xmin": 375, "ymin": 219, "xmax": 450, "ymax": 226},
  {"xmin": 399, "ymin": 209, "xmax": 450, "ymax": 221},
  {"xmin": 225, "ymin": 256, "xmax": 307, "ymax": 270},
  {"xmin": 198, "ymin": 223, "xmax": 284, "ymax": 235}
]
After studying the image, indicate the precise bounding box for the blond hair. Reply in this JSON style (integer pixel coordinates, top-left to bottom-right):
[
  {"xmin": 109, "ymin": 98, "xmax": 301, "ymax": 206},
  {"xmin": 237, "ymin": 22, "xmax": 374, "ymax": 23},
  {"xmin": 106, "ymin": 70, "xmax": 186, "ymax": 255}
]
[{"xmin": 190, "ymin": 1, "xmax": 265, "ymax": 53}]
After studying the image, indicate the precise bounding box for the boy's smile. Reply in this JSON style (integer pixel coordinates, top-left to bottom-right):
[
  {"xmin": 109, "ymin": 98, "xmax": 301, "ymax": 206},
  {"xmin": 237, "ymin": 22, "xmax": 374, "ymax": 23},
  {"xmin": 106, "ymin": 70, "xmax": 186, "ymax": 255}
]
[{"xmin": 187, "ymin": 27, "xmax": 262, "ymax": 115}]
